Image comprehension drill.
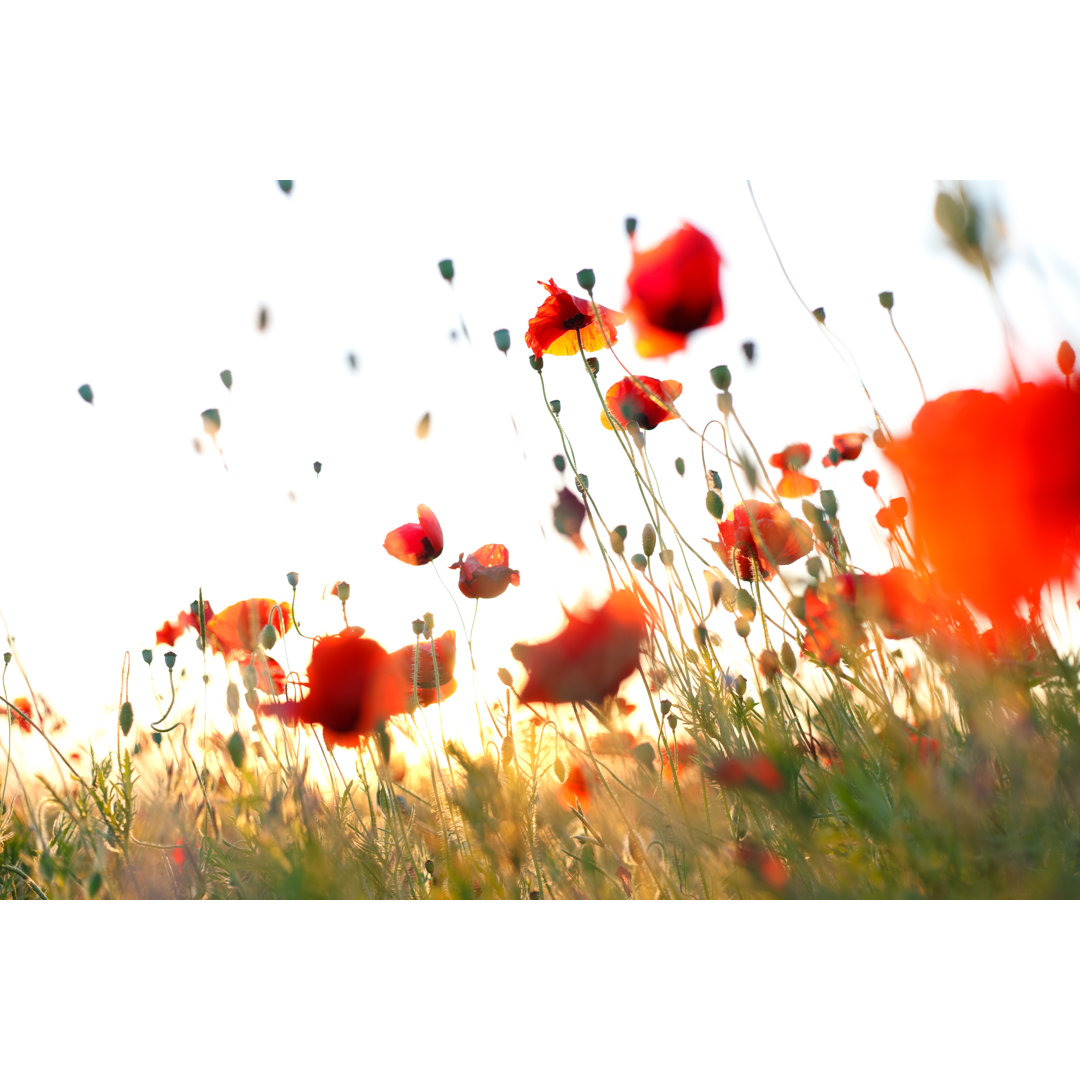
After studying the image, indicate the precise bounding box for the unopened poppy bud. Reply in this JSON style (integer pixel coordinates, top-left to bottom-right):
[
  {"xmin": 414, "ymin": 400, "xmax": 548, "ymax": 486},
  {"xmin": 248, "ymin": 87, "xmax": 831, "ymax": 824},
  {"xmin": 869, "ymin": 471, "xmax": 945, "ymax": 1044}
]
[
  {"xmin": 614, "ymin": 524, "xmax": 628, "ymax": 541},
  {"xmin": 871, "ymin": 428, "xmax": 887, "ymax": 448},
  {"xmin": 812, "ymin": 307, "xmax": 826, "ymax": 323},
  {"xmin": 668, "ymin": 712, "xmax": 678, "ymax": 732},
  {"xmin": 501, "ymin": 734, "xmax": 515, "ymax": 767},
  {"xmin": 575, "ymin": 473, "xmax": 589, "ymax": 494},
  {"xmin": 736, "ymin": 589, "xmax": 756, "ymax": 618},
  {"xmin": 716, "ymin": 391, "xmax": 733, "ymax": 415},
  {"xmin": 734, "ymin": 675, "xmax": 747, "ymax": 697},
  {"xmin": 549, "ymin": 399, "xmax": 561, "ymax": 415},
  {"xmin": 119, "ymin": 701, "xmax": 134, "ymax": 736},
  {"xmin": 164, "ymin": 651, "xmax": 177, "ymax": 670},
  {"xmin": 708, "ymin": 470, "xmax": 723, "ymax": 491},
  {"xmin": 735, "ymin": 617, "xmax": 751, "ymax": 638},
  {"xmin": 497, "ymin": 667, "xmax": 514, "ymax": 687},
  {"xmin": 780, "ymin": 641, "xmax": 797, "ymax": 675},
  {"xmin": 610, "ymin": 529, "xmax": 624, "ymax": 555},
  {"xmin": 576, "ymin": 268, "xmax": 596, "ymax": 292},
  {"xmin": 286, "ymin": 571, "xmax": 299, "ymax": 588},
  {"xmin": 438, "ymin": 259, "xmax": 454, "ymax": 282},
  {"xmin": 878, "ymin": 291, "xmax": 894, "ymax": 310},
  {"xmin": 78, "ymin": 383, "xmax": 93, "ymax": 404},
  {"xmin": 642, "ymin": 523, "xmax": 656, "ymax": 557},
  {"xmin": 529, "ymin": 355, "xmax": 543, "ymax": 371},
  {"xmin": 695, "ymin": 624, "xmax": 709, "ymax": 649},
  {"xmin": 278, "ymin": 180, "xmax": 293, "ymax": 195},
  {"xmin": 659, "ymin": 549, "xmax": 674, "ymax": 567},
  {"xmin": 411, "ymin": 619, "xmax": 425, "ymax": 636},
  {"xmin": 260, "ymin": 624, "xmax": 278, "ymax": 650},
  {"xmin": 226, "ymin": 682, "xmax": 240, "ymax": 718},
  {"xmin": 820, "ymin": 489, "xmax": 838, "ymax": 517},
  {"xmin": 758, "ymin": 649, "xmax": 780, "ymax": 680},
  {"xmin": 584, "ymin": 355, "xmax": 599, "ymax": 376},
  {"xmin": 245, "ymin": 689, "xmax": 259, "ymax": 712},
  {"xmin": 706, "ymin": 490, "xmax": 724, "ymax": 519},
  {"xmin": 152, "ymin": 731, "xmax": 162, "ymax": 746},
  {"xmin": 334, "ymin": 581, "xmax": 351, "ymax": 603},
  {"xmin": 201, "ymin": 408, "xmax": 221, "ymax": 437},
  {"xmin": 553, "ymin": 453, "xmax": 565, "ymax": 472},
  {"xmin": 1058, "ymin": 340, "xmax": 1076, "ymax": 376},
  {"xmin": 553, "ymin": 757, "xmax": 566, "ymax": 782},
  {"xmin": 220, "ymin": 369, "xmax": 233, "ymax": 390},
  {"xmin": 242, "ymin": 664, "xmax": 258, "ymax": 691},
  {"xmin": 313, "ymin": 461, "xmax": 322, "ymax": 475},
  {"xmin": 710, "ymin": 365, "xmax": 731, "ymax": 391},
  {"xmin": 2, "ymin": 653, "xmax": 9, "ymax": 665},
  {"xmin": 742, "ymin": 341, "xmax": 756, "ymax": 362},
  {"xmin": 624, "ymin": 216, "xmax": 638, "ymax": 238},
  {"xmin": 789, "ymin": 595, "xmax": 807, "ymax": 622},
  {"xmin": 423, "ymin": 612, "xmax": 434, "ymax": 638},
  {"xmin": 631, "ymin": 554, "xmax": 648, "ymax": 571},
  {"xmin": 493, "ymin": 328, "xmax": 511, "ymax": 354},
  {"xmin": 806, "ymin": 556, "xmax": 822, "ymax": 578},
  {"xmin": 141, "ymin": 648, "xmax": 153, "ymax": 664},
  {"xmin": 675, "ymin": 457, "xmax": 685, "ymax": 476},
  {"xmin": 227, "ymin": 730, "xmax": 246, "ymax": 767}
]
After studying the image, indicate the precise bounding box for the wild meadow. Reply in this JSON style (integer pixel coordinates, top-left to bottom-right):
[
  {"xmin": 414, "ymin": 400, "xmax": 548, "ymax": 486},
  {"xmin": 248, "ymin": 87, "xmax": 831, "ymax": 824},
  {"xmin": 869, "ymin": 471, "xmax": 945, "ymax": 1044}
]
[{"xmin": 5, "ymin": 183, "xmax": 1080, "ymax": 901}]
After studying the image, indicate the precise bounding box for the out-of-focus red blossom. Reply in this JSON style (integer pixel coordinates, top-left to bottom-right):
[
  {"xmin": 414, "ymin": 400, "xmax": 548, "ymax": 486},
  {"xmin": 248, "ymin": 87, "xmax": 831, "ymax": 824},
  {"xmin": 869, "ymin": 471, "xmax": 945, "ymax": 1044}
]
[
  {"xmin": 205, "ymin": 599, "xmax": 291, "ymax": 660},
  {"xmin": 391, "ymin": 630, "xmax": 457, "ymax": 710},
  {"xmin": 908, "ymin": 731, "xmax": 940, "ymax": 763},
  {"xmin": 558, "ymin": 763, "xmax": 592, "ymax": 812},
  {"xmin": 155, "ymin": 601, "xmax": 212, "ymax": 647},
  {"xmin": 854, "ymin": 568, "xmax": 935, "ymax": 639},
  {"xmin": 240, "ymin": 654, "xmax": 287, "ymax": 695},
  {"xmin": 170, "ymin": 841, "xmax": 186, "ymax": 869},
  {"xmin": 659, "ymin": 740, "xmax": 698, "ymax": 779},
  {"xmin": 822, "ymin": 432, "xmax": 867, "ymax": 467},
  {"xmin": 624, "ymin": 223, "xmax": 724, "ymax": 357},
  {"xmin": 801, "ymin": 574, "xmax": 863, "ymax": 665},
  {"xmin": 511, "ymin": 590, "xmax": 647, "ymax": 704},
  {"xmin": 711, "ymin": 500, "xmax": 813, "ymax": 582},
  {"xmin": 553, "ymin": 487, "xmax": 587, "ymax": 550},
  {"xmin": 734, "ymin": 842, "xmax": 789, "ymax": 891},
  {"xmin": 875, "ymin": 497, "xmax": 908, "ymax": 534},
  {"xmin": 884, "ymin": 382, "xmax": 1080, "ymax": 617},
  {"xmin": 525, "ymin": 278, "xmax": 625, "ymax": 358},
  {"xmin": 449, "ymin": 545, "xmax": 520, "ymax": 599},
  {"xmin": 260, "ymin": 626, "xmax": 408, "ymax": 745},
  {"xmin": 709, "ymin": 753, "xmax": 785, "ymax": 793},
  {"xmin": 769, "ymin": 443, "xmax": 819, "ymax": 497},
  {"xmin": 155, "ymin": 618, "xmax": 185, "ymax": 647},
  {"xmin": 1058, "ymin": 340, "xmax": 1076, "ymax": 376},
  {"xmin": 862, "ymin": 470, "xmax": 880, "ymax": 490},
  {"xmin": 383, "ymin": 504, "xmax": 444, "ymax": 566},
  {"xmin": 7, "ymin": 696, "xmax": 33, "ymax": 734},
  {"xmin": 601, "ymin": 376, "xmax": 682, "ymax": 431},
  {"xmin": 758, "ymin": 649, "xmax": 781, "ymax": 680}
]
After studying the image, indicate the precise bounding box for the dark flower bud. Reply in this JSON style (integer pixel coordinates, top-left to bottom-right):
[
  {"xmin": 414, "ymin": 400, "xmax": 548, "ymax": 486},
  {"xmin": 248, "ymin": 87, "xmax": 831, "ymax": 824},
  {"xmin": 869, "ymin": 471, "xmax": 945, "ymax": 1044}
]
[
  {"xmin": 553, "ymin": 454, "xmax": 565, "ymax": 472},
  {"xmin": 576, "ymin": 268, "xmax": 596, "ymax": 292},
  {"xmin": 438, "ymin": 259, "xmax": 454, "ymax": 282},
  {"xmin": 529, "ymin": 355, "xmax": 543, "ymax": 371},
  {"xmin": 812, "ymin": 307, "xmax": 826, "ymax": 323},
  {"xmin": 141, "ymin": 649, "xmax": 153, "ymax": 664},
  {"xmin": 710, "ymin": 365, "xmax": 731, "ymax": 391},
  {"xmin": 878, "ymin": 291, "xmax": 894, "ymax": 310},
  {"xmin": 493, "ymin": 328, "xmax": 511, "ymax": 354},
  {"xmin": 287, "ymin": 571, "xmax": 299, "ymax": 588},
  {"xmin": 624, "ymin": 216, "xmax": 638, "ymax": 238}
]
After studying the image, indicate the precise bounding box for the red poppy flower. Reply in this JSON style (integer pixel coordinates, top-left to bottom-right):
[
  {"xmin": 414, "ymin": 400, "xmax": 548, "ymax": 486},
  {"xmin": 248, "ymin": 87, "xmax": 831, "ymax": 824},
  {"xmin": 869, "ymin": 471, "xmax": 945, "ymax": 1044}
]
[
  {"xmin": 734, "ymin": 842, "xmax": 789, "ymax": 890},
  {"xmin": 8, "ymin": 696, "xmax": 33, "ymax": 734},
  {"xmin": 511, "ymin": 590, "xmax": 647, "ymax": 704},
  {"xmin": 383, "ymin": 504, "xmax": 443, "ymax": 566},
  {"xmin": 800, "ymin": 574, "xmax": 864, "ymax": 666},
  {"xmin": 553, "ymin": 487, "xmax": 586, "ymax": 550},
  {"xmin": 709, "ymin": 753, "xmax": 785, "ymax": 793},
  {"xmin": 558, "ymin": 763, "xmax": 592, "ymax": 812},
  {"xmin": 885, "ymin": 383, "xmax": 1080, "ymax": 616},
  {"xmin": 862, "ymin": 470, "xmax": 880, "ymax": 490},
  {"xmin": 711, "ymin": 500, "xmax": 813, "ymax": 582},
  {"xmin": 600, "ymin": 376, "xmax": 682, "ymax": 431},
  {"xmin": 624, "ymin": 223, "xmax": 724, "ymax": 357},
  {"xmin": 659, "ymin": 740, "xmax": 698, "ymax": 779},
  {"xmin": 769, "ymin": 443, "xmax": 820, "ymax": 497},
  {"xmin": 822, "ymin": 432, "xmax": 867, "ymax": 467},
  {"xmin": 155, "ymin": 618, "xmax": 186, "ymax": 647},
  {"xmin": 260, "ymin": 626, "xmax": 408, "ymax": 743},
  {"xmin": 875, "ymin": 497, "xmax": 909, "ymax": 534},
  {"xmin": 205, "ymin": 599, "xmax": 292, "ymax": 660},
  {"xmin": 853, "ymin": 568, "xmax": 934, "ymax": 639},
  {"xmin": 391, "ymin": 630, "xmax": 457, "ymax": 710},
  {"xmin": 524, "ymin": 279, "xmax": 625, "ymax": 358},
  {"xmin": 449, "ymin": 545, "xmax": 520, "ymax": 599}
]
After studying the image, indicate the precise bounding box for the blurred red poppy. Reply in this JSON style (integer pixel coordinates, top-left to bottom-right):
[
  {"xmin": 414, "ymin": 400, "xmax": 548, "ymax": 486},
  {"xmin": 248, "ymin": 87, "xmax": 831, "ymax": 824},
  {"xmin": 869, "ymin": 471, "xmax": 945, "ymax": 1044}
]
[
  {"xmin": 391, "ymin": 630, "xmax": 458, "ymax": 710},
  {"xmin": 854, "ymin": 567, "xmax": 934, "ymax": 639},
  {"xmin": 511, "ymin": 590, "xmax": 647, "ymax": 704},
  {"xmin": 155, "ymin": 601, "xmax": 213, "ymax": 647},
  {"xmin": 875, "ymin": 497, "xmax": 908, "ymax": 534},
  {"xmin": 7, "ymin": 696, "xmax": 33, "ymax": 734},
  {"xmin": 601, "ymin": 376, "xmax": 682, "ymax": 431},
  {"xmin": 709, "ymin": 753, "xmax": 785, "ymax": 793},
  {"xmin": 711, "ymin": 500, "xmax": 813, "ymax": 582},
  {"xmin": 155, "ymin": 618, "xmax": 185, "ymax": 647},
  {"xmin": 862, "ymin": 470, "xmax": 880, "ymax": 490},
  {"xmin": 885, "ymin": 381, "xmax": 1080, "ymax": 616},
  {"xmin": 205, "ymin": 599, "xmax": 292, "ymax": 660},
  {"xmin": 240, "ymin": 654, "xmax": 287, "ymax": 695},
  {"xmin": 734, "ymin": 842, "xmax": 789, "ymax": 890},
  {"xmin": 659, "ymin": 740, "xmax": 698, "ymax": 779},
  {"xmin": 558, "ymin": 763, "xmax": 591, "ymax": 812},
  {"xmin": 769, "ymin": 443, "xmax": 819, "ymax": 497},
  {"xmin": 625, "ymin": 224, "xmax": 724, "ymax": 357},
  {"xmin": 449, "ymin": 545, "xmax": 520, "ymax": 599},
  {"xmin": 800, "ymin": 574, "xmax": 864, "ymax": 665},
  {"xmin": 384, "ymin": 504, "xmax": 444, "ymax": 566},
  {"xmin": 553, "ymin": 487, "xmax": 587, "ymax": 550},
  {"xmin": 525, "ymin": 279, "xmax": 625, "ymax": 358},
  {"xmin": 261, "ymin": 626, "xmax": 407, "ymax": 744},
  {"xmin": 822, "ymin": 432, "xmax": 867, "ymax": 467}
]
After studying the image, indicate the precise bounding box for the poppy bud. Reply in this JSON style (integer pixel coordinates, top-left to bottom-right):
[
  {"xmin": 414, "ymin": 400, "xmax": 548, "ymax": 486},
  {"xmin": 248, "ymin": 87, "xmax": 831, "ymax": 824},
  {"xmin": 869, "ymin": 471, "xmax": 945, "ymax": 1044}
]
[
  {"xmin": 423, "ymin": 612, "xmax": 435, "ymax": 638},
  {"xmin": 334, "ymin": 581, "xmax": 351, "ymax": 603},
  {"xmin": 668, "ymin": 711, "xmax": 678, "ymax": 731},
  {"xmin": 706, "ymin": 490, "xmax": 724, "ymax": 520},
  {"xmin": 735, "ymin": 617, "xmax": 751, "ymax": 638},
  {"xmin": 119, "ymin": 701, "xmax": 133, "ymax": 736},
  {"xmin": 201, "ymin": 408, "xmax": 221, "ymax": 437},
  {"xmin": 78, "ymin": 383, "xmax": 93, "ymax": 404},
  {"xmin": 501, "ymin": 734, "xmax": 515, "ymax": 767},
  {"xmin": 780, "ymin": 641, "xmax": 797, "ymax": 675},
  {"xmin": 226, "ymin": 682, "xmax": 240, "ymax": 718},
  {"xmin": 529, "ymin": 355, "xmax": 543, "ymax": 371},
  {"xmin": 758, "ymin": 649, "xmax": 780, "ymax": 680},
  {"xmin": 734, "ymin": 675, "xmax": 747, "ymax": 697},
  {"xmin": 694, "ymin": 624, "xmax": 708, "ymax": 649},
  {"xmin": 878, "ymin": 291, "xmax": 894, "ymax": 310},
  {"xmin": 497, "ymin": 667, "xmax": 514, "ymax": 687},
  {"xmin": 411, "ymin": 619, "xmax": 425, "ymax": 636},
  {"xmin": 631, "ymin": 554, "xmax": 648, "ymax": 571},
  {"xmin": 610, "ymin": 529, "xmax": 624, "ymax": 555},
  {"xmin": 710, "ymin": 365, "xmax": 731, "ymax": 391},
  {"xmin": 624, "ymin": 216, "xmax": 638, "ymax": 238},
  {"xmin": 278, "ymin": 180, "xmax": 293, "ymax": 195},
  {"xmin": 659, "ymin": 549, "xmax": 674, "ymax": 567},
  {"xmin": 675, "ymin": 457, "xmax": 685, "ymax": 476},
  {"xmin": 575, "ymin": 473, "xmax": 589, "ymax": 494},
  {"xmin": 287, "ymin": 571, "xmax": 299, "ymax": 588},
  {"xmin": 313, "ymin": 461, "xmax": 322, "ymax": 475},
  {"xmin": 821, "ymin": 490, "xmax": 838, "ymax": 517},
  {"xmin": 742, "ymin": 341, "xmax": 756, "ymax": 362},
  {"xmin": 584, "ymin": 356, "xmax": 599, "ymax": 376},
  {"xmin": 1058, "ymin": 340, "xmax": 1076, "ymax": 376},
  {"xmin": 220, "ymin": 369, "xmax": 233, "ymax": 390},
  {"xmin": 152, "ymin": 732, "xmax": 162, "ymax": 746},
  {"xmin": 245, "ymin": 689, "xmax": 259, "ymax": 712},
  {"xmin": 716, "ymin": 391, "xmax": 733, "ymax": 415},
  {"xmin": 242, "ymin": 664, "xmax": 258, "ymax": 692},
  {"xmin": 642, "ymin": 523, "xmax": 656, "ymax": 557},
  {"xmin": 2, "ymin": 653, "xmax": 9, "ymax": 665},
  {"xmin": 164, "ymin": 651, "xmax": 176, "ymax": 671},
  {"xmin": 553, "ymin": 454, "xmax": 565, "ymax": 472},
  {"xmin": 736, "ymin": 589, "xmax": 756, "ymax": 619},
  {"xmin": 812, "ymin": 307, "xmax": 826, "ymax": 323},
  {"xmin": 438, "ymin": 259, "xmax": 454, "ymax": 282},
  {"xmin": 260, "ymin": 624, "xmax": 278, "ymax": 651},
  {"xmin": 806, "ymin": 556, "xmax": 822, "ymax": 578},
  {"xmin": 549, "ymin": 399, "xmax": 561, "ymax": 415},
  {"xmin": 227, "ymin": 730, "xmax": 246, "ymax": 767},
  {"xmin": 576, "ymin": 268, "xmax": 596, "ymax": 292},
  {"xmin": 141, "ymin": 648, "xmax": 153, "ymax": 664}
]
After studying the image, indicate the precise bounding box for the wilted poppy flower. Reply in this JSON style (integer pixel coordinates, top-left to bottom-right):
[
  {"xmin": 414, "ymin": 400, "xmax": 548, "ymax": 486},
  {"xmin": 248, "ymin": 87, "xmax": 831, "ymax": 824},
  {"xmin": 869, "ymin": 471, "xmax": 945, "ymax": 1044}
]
[
  {"xmin": 7, "ymin": 696, "xmax": 33, "ymax": 734},
  {"xmin": 525, "ymin": 278, "xmax": 625, "ymax": 358},
  {"xmin": 383, "ymin": 504, "xmax": 443, "ymax": 566},
  {"xmin": 449, "ymin": 545, "xmax": 520, "ymax": 599},
  {"xmin": 822, "ymin": 432, "xmax": 867, "ymax": 467},
  {"xmin": 711, "ymin": 500, "xmax": 814, "ymax": 582},
  {"xmin": 885, "ymin": 382, "xmax": 1080, "ymax": 616},
  {"xmin": 769, "ymin": 443, "xmax": 820, "ymax": 497},
  {"xmin": 205, "ymin": 599, "xmax": 292, "ymax": 660},
  {"xmin": 553, "ymin": 487, "xmax": 587, "ymax": 550},
  {"xmin": 261, "ymin": 626, "xmax": 408, "ymax": 743},
  {"xmin": 709, "ymin": 753, "xmax": 785, "ymax": 793},
  {"xmin": 391, "ymin": 630, "xmax": 457, "ymax": 710},
  {"xmin": 558, "ymin": 763, "xmax": 592, "ymax": 812},
  {"xmin": 600, "ymin": 376, "xmax": 682, "ymax": 431},
  {"xmin": 853, "ymin": 568, "xmax": 934, "ymax": 639},
  {"xmin": 511, "ymin": 590, "xmax": 647, "ymax": 704},
  {"xmin": 625, "ymin": 223, "xmax": 724, "ymax": 357}
]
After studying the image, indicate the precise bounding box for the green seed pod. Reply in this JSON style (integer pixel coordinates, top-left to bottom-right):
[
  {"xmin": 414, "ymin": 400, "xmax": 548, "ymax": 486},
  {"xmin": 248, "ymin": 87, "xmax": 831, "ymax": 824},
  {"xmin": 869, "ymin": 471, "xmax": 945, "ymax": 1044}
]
[
  {"xmin": 227, "ymin": 731, "xmax": 246, "ymax": 768},
  {"xmin": 438, "ymin": 258, "xmax": 454, "ymax": 282},
  {"xmin": 553, "ymin": 454, "xmax": 565, "ymax": 472},
  {"xmin": 164, "ymin": 651, "xmax": 176, "ymax": 671},
  {"xmin": 641, "ymin": 523, "xmax": 656, "ymax": 557},
  {"xmin": 313, "ymin": 461, "xmax": 322, "ymax": 476},
  {"xmin": 226, "ymin": 682, "xmax": 241, "ymax": 718},
  {"xmin": 742, "ymin": 340, "xmax": 756, "ymax": 362},
  {"xmin": 631, "ymin": 554, "xmax": 648, "ymax": 571},
  {"xmin": 659, "ymin": 549, "xmax": 674, "ymax": 567},
  {"xmin": 334, "ymin": 581, "xmax": 351, "ymax": 603},
  {"xmin": 260, "ymin": 624, "xmax": 278, "ymax": 651},
  {"xmin": 78, "ymin": 383, "xmax": 93, "ymax": 404},
  {"xmin": 220, "ymin": 369, "xmax": 233, "ymax": 390},
  {"xmin": 780, "ymin": 641, "xmax": 797, "ymax": 675},
  {"xmin": 584, "ymin": 356, "xmax": 599, "ymax": 376},
  {"xmin": 287, "ymin": 571, "xmax": 299, "ymax": 588},
  {"xmin": 812, "ymin": 307, "xmax": 826, "ymax": 323},
  {"xmin": 878, "ymin": 291, "xmax": 894, "ymax": 310},
  {"xmin": 706, "ymin": 490, "xmax": 725, "ymax": 520},
  {"xmin": 610, "ymin": 529, "xmax": 624, "ymax": 555},
  {"xmin": 576, "ymin": 268, "xmax": 596, "ymax": 292},
  {"xmin": 735, "ymin": 616, "xmax": 752, "ymax": 638},
  {"xmin": 141, "ymin": 649, "xmax": 153, "ymax": 665},
  {"xmin": 119, "ymin": 701, "xmax": 133, "ymax": 736},
  {"xmin": 411, "ymin": 618, "xmax": 425, "ymax": 636},
  {"xmin": 277, "ymin": 180, "xmax": 293, "ymax": 195},
  {"xmin": 710, "ymin": 365, "xmax": 731, "ymax": 391},
  {"xmin": 529, "ymin": 355, "xmax": 544, "ymax": 371},
  {"xmin": 493, "ymin": 328, "xmax": 511, "ymax": 354},
  {"xmin": 675, "ymin": 457, "xmax": 685, "ymax": 476}
]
